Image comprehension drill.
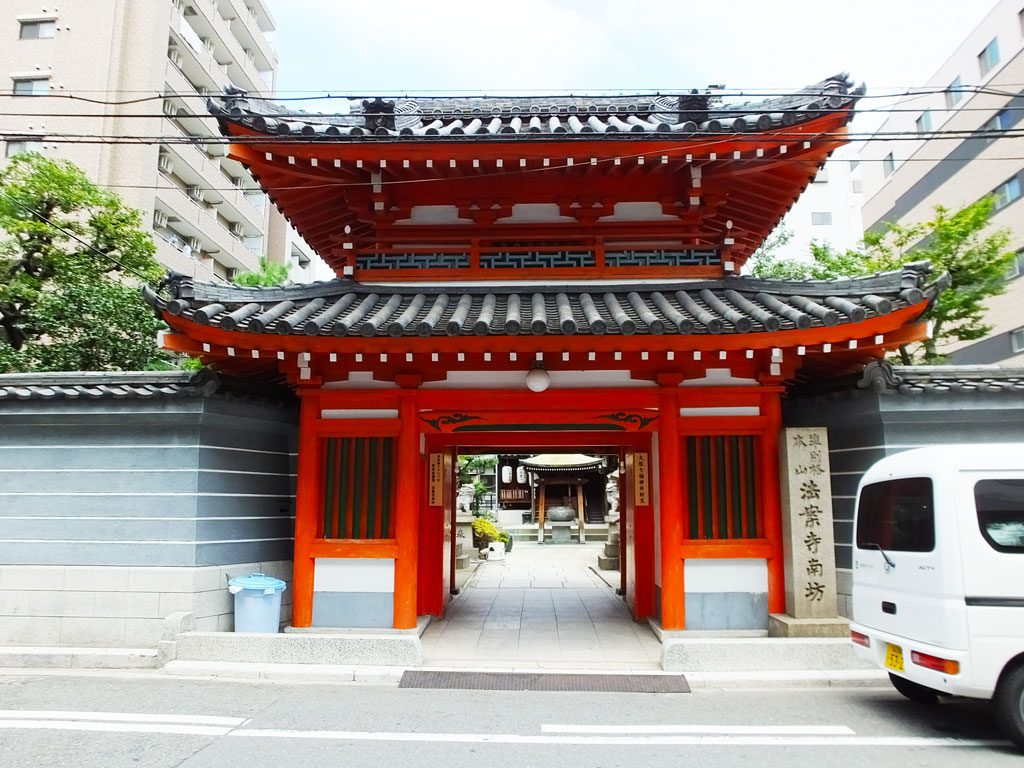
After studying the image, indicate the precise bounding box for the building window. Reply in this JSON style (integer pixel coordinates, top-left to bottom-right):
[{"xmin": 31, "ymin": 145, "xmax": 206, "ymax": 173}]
[
  {"xmin": 979, "ymin": 38, "xmax": 1000, "ymax": 77},
  {"xmin": 811, "ymin": 212, "xmax": 833, "ymax": 226},
  {"xmin": 321, "ymin": 437, "xmax": 397, "ymax": 539},
  {"xmin": 12, "ymin": 77, "xmax": 49, "ymax": 96},
  {"xmin": 1012, "ymin": 327, "xmax": 1024, "ymax": 354},
  {"xmin": 945, "ymin": 76, "xmax": 963, "ymax": 109},
  {"xmin": 993, "ymin": 175, "xmax": 1022, "ymax": 211},
  {"xmin": 983, "ymin": 109, "xmax": 1013, "ymax": 134},
  {"xmin": 4, "ymin": 138, "xmax": 43, "ymax": 157},
  {"xmin": 1006, "ymin": 250, "xmax": 1024, "ymax": 280},
  {"xmin": 19, "ymin": 19, "xmax": 56, "ymax": 39},
  {"xmin": 685, "ymin": 436, "xmax": 761, "ymax": 540},
  {"xmin": 915, "ymin": 110, "xmax": 932, "ymax": 133},
  {"xmin": 851, "ymin": 178, "xmax": 863, "ymax": 194},
  {"xmin": 882, "ymin": 153, "xmax": 895, "ymax": 177}
]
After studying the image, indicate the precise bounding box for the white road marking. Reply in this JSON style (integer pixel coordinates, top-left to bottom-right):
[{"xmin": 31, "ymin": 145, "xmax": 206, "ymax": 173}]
[
  {"xmin": 0, "ymin": 721, "xmax": 231, "ymax": 737},
  {"xmin": 231, "ymin": 730, "xmax": 1002, "ymax": 747},
  {"xmin": 0, "ymin": 713, "xmax": 1005, "ymax": 748},
  {"xmin": 0, "ymin": 710, "xmax": 246, "ymax": 726},
  {"xmin": 542, "ymin": 724, "xmax": 856, "ymax": 735}
]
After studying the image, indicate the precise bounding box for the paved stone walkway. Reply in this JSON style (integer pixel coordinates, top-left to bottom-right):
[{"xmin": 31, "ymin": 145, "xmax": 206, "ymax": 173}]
[{"xmin": 421, "ymin": 542, "xmax": 662, "ymax": 669}]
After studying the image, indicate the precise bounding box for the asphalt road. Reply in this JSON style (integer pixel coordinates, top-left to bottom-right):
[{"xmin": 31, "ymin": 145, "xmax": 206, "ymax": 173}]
[{"xmin": 0, "ymin": 673, "xmax": 1018, "ymax": 767}]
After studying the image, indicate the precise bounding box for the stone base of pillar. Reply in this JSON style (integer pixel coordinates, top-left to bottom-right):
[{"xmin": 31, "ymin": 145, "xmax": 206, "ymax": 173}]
[{"xmin": 767, "ymin": 613, "xmax": 849, "ymax": 638}]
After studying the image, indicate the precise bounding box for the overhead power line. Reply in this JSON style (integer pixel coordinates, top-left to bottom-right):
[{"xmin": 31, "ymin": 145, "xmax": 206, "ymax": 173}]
[
  {"xmin": 4, "ymin": 124, "xmax": 1024, "ymax": 146},
  {"xmin": 0, "ymin": 83, "xmax": 1022, "ymax": 102}
]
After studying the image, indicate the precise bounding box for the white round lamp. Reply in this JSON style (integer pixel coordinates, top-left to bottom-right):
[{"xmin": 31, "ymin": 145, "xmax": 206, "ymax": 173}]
[{"xmin": 525, "ymin": 365, "xmax": 550, "ymax": 392}]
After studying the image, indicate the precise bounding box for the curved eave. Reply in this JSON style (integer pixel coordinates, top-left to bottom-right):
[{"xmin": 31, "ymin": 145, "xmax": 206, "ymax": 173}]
[{"xmin": 221, "ymin": 111, "xmax": 852, "ymax": 273}]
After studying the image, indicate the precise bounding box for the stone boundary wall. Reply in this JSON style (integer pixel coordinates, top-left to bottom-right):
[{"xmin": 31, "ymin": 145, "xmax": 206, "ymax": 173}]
[
  {"xmin": 0, "ymin": 373, "xmax": 298, "ymax": 648},
  {"xmin": 0, "ymin": 560, "xmax": 293, "ymax": 648},
  {"xmin": 784, "ymin": 365, "xmax": 1024, "ymax": 618}
]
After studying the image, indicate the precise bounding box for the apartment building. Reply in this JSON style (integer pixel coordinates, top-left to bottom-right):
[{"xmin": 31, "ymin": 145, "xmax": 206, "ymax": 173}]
[
  {"xmin": 859, "ymin": 0, "xmax": 1024, "ymax": 365},
  {"xmin": 1, "ymin": 0, "xmax": 290, "ymax": 281},
  {"xmin": 769, "ymin": 144, "xmax": 865, "ymax": 262}
]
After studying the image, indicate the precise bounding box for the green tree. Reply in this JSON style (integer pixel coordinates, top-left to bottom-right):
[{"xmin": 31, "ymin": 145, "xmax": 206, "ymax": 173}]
[
  {"xmin": 0, "ymin": 153, "xmax": 166, "ymax": 372},
  {"xmin": 751, "ymin": 198, "xmax": 1015, "ymax": 364},
  {"xmin": 233, "ymin": 257, "xmax": 290, "ymax": 287}
]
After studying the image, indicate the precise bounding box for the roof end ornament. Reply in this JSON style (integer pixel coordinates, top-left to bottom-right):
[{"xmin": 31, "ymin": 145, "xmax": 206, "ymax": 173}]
[
  {"xmin": 362, "ymin": 97, "xmax": 396, "ymax": 131},
  {"xmin": 858, "ymin": 360, "xmax": 903, "ymax": 393}
]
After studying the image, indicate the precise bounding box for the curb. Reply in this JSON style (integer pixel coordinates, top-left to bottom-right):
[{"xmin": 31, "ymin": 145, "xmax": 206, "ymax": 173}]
[{"xmin": 0, "ymin": 660, "xmax": 890, "ymax": 689}]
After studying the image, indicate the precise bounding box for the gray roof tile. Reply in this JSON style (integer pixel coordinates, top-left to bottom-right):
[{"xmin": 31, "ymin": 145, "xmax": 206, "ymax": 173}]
[
  {"xmin": 146, "ymin": 262, "xmax": 941, "ymax": 340},
  {"xmin": 210, "ymin": 75, "xmax": 861, "ymax": 141},
  {"xmin": 0, "ymin": 371, "xmax": 216, "ymax": 401}
]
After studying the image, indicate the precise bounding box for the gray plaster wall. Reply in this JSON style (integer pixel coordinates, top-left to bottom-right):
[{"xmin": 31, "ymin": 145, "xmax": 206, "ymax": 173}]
[
  {"xmin": 784, "ymin": 387, "xmax": 1024, "ymax": 616},
  {"xmin": 0, "ymin": 396, "xmax": 297, "ymax": 567}
]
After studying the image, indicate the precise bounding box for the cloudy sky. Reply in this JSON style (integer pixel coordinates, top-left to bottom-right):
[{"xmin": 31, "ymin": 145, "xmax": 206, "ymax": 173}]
[{"xmin": 264, "ymin": 0, "xmax": 994, "ymax": 101}]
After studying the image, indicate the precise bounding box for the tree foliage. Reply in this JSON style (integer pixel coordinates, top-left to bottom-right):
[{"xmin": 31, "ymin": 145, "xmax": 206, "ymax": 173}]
[
  {"xmin": 751, "ymin": 198, "xmax": 1015, "ymax": 363},
  {"xmin": 0, "ymin": 153, "xmax": 166, "ymax": 372},
  {"xmin": 232, "ymin": 257, "xmax": 290, "ymax": 287}
]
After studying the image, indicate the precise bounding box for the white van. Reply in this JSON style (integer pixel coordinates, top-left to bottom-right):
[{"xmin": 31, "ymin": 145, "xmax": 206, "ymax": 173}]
[{"xmin": 850, "ymin": 445, "xmax": 1024, "ymax": 748}]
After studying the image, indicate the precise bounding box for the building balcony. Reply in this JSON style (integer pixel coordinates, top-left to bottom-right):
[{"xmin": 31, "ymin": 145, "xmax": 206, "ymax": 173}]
[
  {"xmin": 223, "ymin": 0, "xmax": 277, "ymax": 75},
  {"xmin": 154, "ymin": 177, "xmax": 261, "ymax": 273},
  {"xmin": 167, "ymin": 16, "xmax": 232, "ymax": 97},
  {"xmin": 176, "ymin": 0, "xmax": 270, "ymax": 94},
  {"xmin": 163, "ymin": 64, "xmax": 220, "ymax": 135},
  {"xmin": 159, "ymin": 124, "xmax": 266, "ymax": 235}
]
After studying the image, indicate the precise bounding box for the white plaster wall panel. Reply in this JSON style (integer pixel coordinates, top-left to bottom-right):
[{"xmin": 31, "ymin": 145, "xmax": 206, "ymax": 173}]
[
  {"xmin": 684, "ymin": 559, "xmax": 768, "ymax": 593},
  {"xmin": 420, "ymin": 370, "xmax": 656, "ymax": 389},
  {"xmin": 680, "ymin": 406, "xmax": 760, "ymax": 417},
  {"xmin": 314, "ymin": 558, "xmax": 395, "ymax": 593},
  {"xmin": 320, "ymin": 409, "xmax": 399, "ymax": 419}
]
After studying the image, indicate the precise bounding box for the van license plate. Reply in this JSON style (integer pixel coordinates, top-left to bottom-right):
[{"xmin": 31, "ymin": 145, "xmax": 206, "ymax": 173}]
[{"xmin": 885, "ymin": 643, "xmax": 904, "ymax": 673}]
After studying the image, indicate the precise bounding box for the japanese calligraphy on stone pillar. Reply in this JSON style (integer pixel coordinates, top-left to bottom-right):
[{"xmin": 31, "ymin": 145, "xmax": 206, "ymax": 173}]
[{"xmin": 778, "ymin": 428, "xmax": 838, "ymax": 619}]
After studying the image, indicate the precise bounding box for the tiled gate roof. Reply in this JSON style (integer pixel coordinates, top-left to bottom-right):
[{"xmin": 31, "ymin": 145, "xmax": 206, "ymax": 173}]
[{"xmin": 145, "ymin": 262, "xmax": 942, "ymax": 340}]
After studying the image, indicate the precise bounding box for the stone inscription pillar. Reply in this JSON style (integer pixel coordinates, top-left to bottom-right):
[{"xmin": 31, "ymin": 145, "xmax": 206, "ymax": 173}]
[{"xmin": 769, "ymin": 427, "xmax": 847, "ymax": 636}]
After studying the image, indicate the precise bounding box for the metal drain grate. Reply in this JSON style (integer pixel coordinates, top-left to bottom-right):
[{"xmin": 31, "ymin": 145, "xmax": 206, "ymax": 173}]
[{"xmin": 399, "ymin": 671, "xmax": 690, "ymax": 693}]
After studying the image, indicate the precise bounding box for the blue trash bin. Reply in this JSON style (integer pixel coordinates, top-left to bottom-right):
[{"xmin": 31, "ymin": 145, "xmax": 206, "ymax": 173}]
[{"xmin": 228, "ymin": 572, "xmax": 286, "ymax": 633}]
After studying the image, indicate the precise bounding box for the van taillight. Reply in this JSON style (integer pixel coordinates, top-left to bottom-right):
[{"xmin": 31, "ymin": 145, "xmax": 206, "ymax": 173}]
[
  {"xmin": 851, "ymin": 630, "xmax": 870, "ymax": 648},
  {"xmin": 911, "ymin": 650, "xmax": 959, "ymax": 675}
]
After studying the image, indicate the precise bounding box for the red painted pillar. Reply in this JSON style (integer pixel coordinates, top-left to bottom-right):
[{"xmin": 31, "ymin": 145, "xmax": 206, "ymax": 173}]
[
  {"xmin": 658, "ymin": 390, "xmax": 686, "ymax": 630},
  {"xmin": 291, "ymin": 390, "xmax": 320, "ymax": 627},
  {"xmin": 761, "ymin": 390, "xmax": 786, "ymax": 614},
  {"xmin": 393, "ymin": 391, "xmax": 420, "ymax": 629}
]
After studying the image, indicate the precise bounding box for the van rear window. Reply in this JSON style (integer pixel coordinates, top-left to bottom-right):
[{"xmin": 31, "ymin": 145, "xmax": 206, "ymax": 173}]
[
  {"xmin": 856, "ymin": 477, "xmax": 935, "ymax": 552},
  {"xmin": 975, "ymin": 479, "xmax": 1024, "ymax": 553}
]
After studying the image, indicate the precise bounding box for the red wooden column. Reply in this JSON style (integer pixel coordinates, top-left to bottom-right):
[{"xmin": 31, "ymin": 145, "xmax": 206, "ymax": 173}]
[
  {"xmin": 291, "ymin": 389, "xmax": 321, "ymax": 627},
  {"xmin": 760, "ymin": 388, "xmax": 786, "ymax": 614},
  {"xmin": 393, "ymin": 390, "xmax": 421, "ymax": 629},
  {"xmin": 658, "ymin": 389, "xmax": 686, "ymax": 630}
]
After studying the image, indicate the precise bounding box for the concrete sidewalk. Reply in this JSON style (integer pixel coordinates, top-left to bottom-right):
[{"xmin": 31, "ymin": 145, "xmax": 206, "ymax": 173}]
[{"xmin": 422, "ymin": 543, "xmax": 663, "ymax": 669}]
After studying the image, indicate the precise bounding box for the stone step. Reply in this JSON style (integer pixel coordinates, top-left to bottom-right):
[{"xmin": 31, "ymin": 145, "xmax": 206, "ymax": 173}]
[
  {"xmin": 603, "ymin": 542, "xmax": 619, "ymax": 558},
  {"xmin": 597, "ymin": 555, "xmax": 619, "ymax": 570},
  {"xmin": 455, "ymin": 554, "xmax": 469, "ymax": 570},
  {"xmin": 172, "ymin": 624, "xmax": 427, "ymax": 667},
  {"xmin": 507, "ymin": 524, "xmax": 610, "ymax": 542}
]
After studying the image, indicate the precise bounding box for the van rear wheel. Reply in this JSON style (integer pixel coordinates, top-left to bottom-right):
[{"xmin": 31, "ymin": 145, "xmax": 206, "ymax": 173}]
[
  {"xmin": 994, "ymin": 664, "xmax": 1024, "ymax": 750},
  {"xmin": 889, "ymin": 673, "xmax": 939, "ymax": 704}
]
